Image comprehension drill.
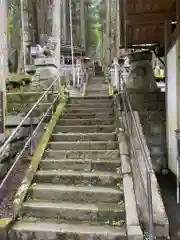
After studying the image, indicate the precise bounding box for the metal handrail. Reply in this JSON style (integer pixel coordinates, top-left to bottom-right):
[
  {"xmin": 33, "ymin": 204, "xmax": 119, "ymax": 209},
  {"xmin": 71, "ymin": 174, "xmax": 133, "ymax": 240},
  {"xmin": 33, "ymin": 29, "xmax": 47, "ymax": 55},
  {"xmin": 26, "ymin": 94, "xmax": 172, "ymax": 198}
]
[
  {"xmin": 0, "ymin": 75, "xmax": 61, "ymax": 193},
  {"xmin": 114, "ymin": 67, "xmax": 154, "ymax": 239},
  {"xmin": 175, "ymin": 129, "xmax": 180, "ymax": 204},
  {"xmin": 0, "ymin": 76, "xmax": 60, "ymax": 156}
]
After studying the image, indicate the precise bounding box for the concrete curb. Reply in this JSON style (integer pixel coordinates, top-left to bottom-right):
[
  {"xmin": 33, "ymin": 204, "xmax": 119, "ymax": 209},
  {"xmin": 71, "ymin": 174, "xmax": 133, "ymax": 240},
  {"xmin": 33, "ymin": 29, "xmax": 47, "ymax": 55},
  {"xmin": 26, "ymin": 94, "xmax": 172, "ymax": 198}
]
[
  {"xmin": 114, "ymin": 99, "xmax": 143, "ymax": 239},
  {"xmin": 118, "ymin": 130, "xmax": 143, "ymax": 240}
]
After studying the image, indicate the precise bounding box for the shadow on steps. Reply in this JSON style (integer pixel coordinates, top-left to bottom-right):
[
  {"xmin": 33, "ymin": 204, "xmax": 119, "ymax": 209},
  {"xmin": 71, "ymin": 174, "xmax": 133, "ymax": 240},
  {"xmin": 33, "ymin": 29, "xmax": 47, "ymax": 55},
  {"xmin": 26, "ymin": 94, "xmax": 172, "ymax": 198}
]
[{"xmin": 157, "ymin": 171, "xmax": 180, "ymax": 239}]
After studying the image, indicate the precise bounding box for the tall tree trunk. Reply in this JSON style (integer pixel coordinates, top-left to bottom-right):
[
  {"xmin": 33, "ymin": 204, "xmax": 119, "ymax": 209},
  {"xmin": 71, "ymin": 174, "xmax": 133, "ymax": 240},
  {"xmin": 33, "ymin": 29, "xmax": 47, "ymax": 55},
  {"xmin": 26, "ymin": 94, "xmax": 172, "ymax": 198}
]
[
  {"xmin": 62, "ymin": 0, "xmax": 67, "ymax": 44},
  {"xmin": 116, "ymin": 0, "xmax": 121, "ymax": 58},
  {"xmin": 0, "ymin": 0, "xmax": 8, "ymax": 132},
  {"xmin": 52, "ymin": 0, "xmax": 61, "ymax": 67},
  {"xmin": 111, "ymin": 0, "xmax": 117, "ymax": 59},
  {"xmin": 80, "ymin": 0, "xmax": 86, "ymax": 50},
  {"xmin": 17, "ymin": 30, "xmax": 24, "ymax": 73},
  {"xmin": 105, "ymin": 0, "xmax": 111, "ymax": 66}
]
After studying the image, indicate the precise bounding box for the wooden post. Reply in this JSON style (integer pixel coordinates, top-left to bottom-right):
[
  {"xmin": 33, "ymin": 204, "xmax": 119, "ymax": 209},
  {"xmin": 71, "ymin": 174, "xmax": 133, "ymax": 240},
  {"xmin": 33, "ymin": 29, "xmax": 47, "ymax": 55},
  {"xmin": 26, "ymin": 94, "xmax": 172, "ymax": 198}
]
[
  {"xmin": 123, "ymin": 0, "xmax": 128, "ymax": 51},
  {"xmin": 176, "ymin": 0, "xmax": 180, "ymax": 23}
]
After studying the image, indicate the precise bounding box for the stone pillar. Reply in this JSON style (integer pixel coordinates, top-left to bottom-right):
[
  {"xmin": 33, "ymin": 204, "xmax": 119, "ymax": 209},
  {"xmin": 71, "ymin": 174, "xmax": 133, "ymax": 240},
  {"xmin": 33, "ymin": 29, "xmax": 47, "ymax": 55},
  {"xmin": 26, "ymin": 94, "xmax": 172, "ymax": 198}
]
[
  {"xmin": 127, "ymin": 51, "xmax": 158, "ymax": 92},
  {"xmin": 166, "ymin": 39, "xmax": 180, "ymax": 175}
]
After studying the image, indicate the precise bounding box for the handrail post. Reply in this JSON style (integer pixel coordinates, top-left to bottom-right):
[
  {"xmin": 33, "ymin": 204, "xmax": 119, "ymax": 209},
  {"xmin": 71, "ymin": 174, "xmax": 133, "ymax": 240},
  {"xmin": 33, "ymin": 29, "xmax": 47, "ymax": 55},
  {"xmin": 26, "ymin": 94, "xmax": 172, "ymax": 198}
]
[
  {"xmin": 176, "ymin": 129, "xmax": 180, "ymax": 203},
  {"xmin": 147, "ymin": 170, "xmax": 154, "ymax": 240},
  {"xmin": 29, "ymin": 114, "xmax": 33, "ymax": 156},
  {"xmin": 177, "ymin": 156, "xmax": 180, "ymax": 204},
  {"xmin": 51, "ymin": 85, "xmax": 54, "ymax": 115}
]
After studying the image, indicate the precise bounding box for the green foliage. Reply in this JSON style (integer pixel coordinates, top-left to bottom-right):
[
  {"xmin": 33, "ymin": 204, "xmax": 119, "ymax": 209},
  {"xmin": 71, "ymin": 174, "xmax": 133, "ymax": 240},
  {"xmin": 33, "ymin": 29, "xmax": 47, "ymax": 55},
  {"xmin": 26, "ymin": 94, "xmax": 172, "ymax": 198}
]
[
  {"xmin": 7, "ymin": 13, "xmax": 13, "ymax": 39},
  {"xmin": 87, "ymin": 0, "xmax": 105, "ymax": 59}
]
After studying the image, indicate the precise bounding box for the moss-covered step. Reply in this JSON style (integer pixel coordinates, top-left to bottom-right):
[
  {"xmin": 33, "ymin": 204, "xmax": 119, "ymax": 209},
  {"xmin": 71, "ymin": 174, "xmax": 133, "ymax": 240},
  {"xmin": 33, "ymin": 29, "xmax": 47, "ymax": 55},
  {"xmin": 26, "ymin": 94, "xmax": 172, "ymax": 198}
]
[
  {"xmin": 27, "ymin": 184, "xmax": 123, "ymax": 203},
  {"xmin": 39, "ymin": 159, "xmax": 121, "ymax": 172},
  {"xmin": 57, "ymin": 118, "xmax": 114, "ymax": 125},
  {"xmin": 66, "ymin": 102, "xmax": 113, "ymax": 108},
  {"xmin": 68, "ymin": 96, "xmax": 113, "ymax": 105},
  {"xmin": 9, "ymin": 221, "xmax": 127, "ymax": 240},
  {"xmin": 54, "ymin": 125, "xmax": 115, "ymax": 133},
  {"xmin": 51, "ymin": 132, "xmax": 117, "ymax": 141},
  {"xmin": 47, "ymin": 141, "xmax": 118, "ymax": 150},
  {"xmin": 44, "ymin": 149, "xmax": 120, "ymax": 160},
  {"xmin": 61, "ymin": 112, "xmax": 114, "ymax": 119},
  {"xmin": 64, "ymin": 107, "xmax": 113, "ymax": 114},
  {"xmin": 33, "ymin": 170, "xmax": 122, "ymax": 187},
  {"xmin": 20, "ymin": 201, "xmax": 125, "ymax": 223}
]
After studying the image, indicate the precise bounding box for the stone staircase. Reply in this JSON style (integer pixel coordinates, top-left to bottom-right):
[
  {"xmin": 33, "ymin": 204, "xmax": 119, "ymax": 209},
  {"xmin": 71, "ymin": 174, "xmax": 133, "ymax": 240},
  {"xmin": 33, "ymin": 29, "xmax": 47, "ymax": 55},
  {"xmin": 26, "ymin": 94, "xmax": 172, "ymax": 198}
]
[
  {"xmin": 86, "ymin": 76, "xmax": 108, "ymax": 97},
  {"xmin": 9, "ymin": 95, "xmax": 129, "ymax": 239}
]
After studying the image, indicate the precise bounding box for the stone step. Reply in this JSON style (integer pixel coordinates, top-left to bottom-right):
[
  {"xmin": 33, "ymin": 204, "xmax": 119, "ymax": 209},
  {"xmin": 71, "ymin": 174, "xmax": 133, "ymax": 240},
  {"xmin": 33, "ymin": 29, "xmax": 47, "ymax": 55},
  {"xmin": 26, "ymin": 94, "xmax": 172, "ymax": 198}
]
[
  {"xmin": 66, "ymin": 103, "xmax": 113, "ymax": 108},
  {"xmin": 63, "ymin": 107, "xmax": 113, "ymax": 114},
  {"xmin": 69, "ymin": 100, "xmax": 113, "ymax": 105},
  {"xmin": 86, "ymin": 91, "xmax": 108, "ymax": 95},
  {"xmin": 34, "ymin": 170, "xmax": 121, "ymax": 187},
  {"xmin": 21, "ymin": 201, "xmax": 125, "ymax": 222},
  {"xmin": 28, "ymin": 184, "xmax": 123, "ymax": 203},
  {"xmin": 39, "ymin": 159, "xmax": 121, "ymax": 172},
  {"xmin": 61, "ymin": 112, "xmax": 113, "ymax": 119},
  {"xmin": 68, "ymin": 99, "xmax": 113, "ymax": 105},
  {"xmin": 69, "ymin": 96, "xmax": 112, "ymax": 101},
  {"xmin": 10, "ymin": 220, "xmax": 126, "ymax": 240},
  {"xmin": 51, "ymin": 132, "xmax": 117, "ymax": 141},
  {"xmin": 47, "ymin": 141, "xmax": 118, "ymax": 150},
  {"xmin": 44, "ymin": 149, "xmax": 119, "ymax": 160},
  {"xmin": 86, "ymin": 89, "xmax": 107, "ymax": 92},
  {"xmin": 58, "ymin": 118, "xmax": 114, "ymax": 125},
  {"xmin": 86, "ymin": 94, "xmax": 108, "ymax": 97},
  {"xmin": 54, "ymin": 125, "xmax": 115, "ymax": 133}
]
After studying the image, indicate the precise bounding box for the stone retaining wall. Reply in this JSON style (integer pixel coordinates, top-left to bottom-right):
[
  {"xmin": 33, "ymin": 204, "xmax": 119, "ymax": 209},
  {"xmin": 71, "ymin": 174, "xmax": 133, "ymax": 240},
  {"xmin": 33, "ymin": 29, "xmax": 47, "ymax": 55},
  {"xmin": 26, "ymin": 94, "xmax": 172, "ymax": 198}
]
[{"xmin": 131, "ymin": 111, "xmax": 169, "ymax": 238}]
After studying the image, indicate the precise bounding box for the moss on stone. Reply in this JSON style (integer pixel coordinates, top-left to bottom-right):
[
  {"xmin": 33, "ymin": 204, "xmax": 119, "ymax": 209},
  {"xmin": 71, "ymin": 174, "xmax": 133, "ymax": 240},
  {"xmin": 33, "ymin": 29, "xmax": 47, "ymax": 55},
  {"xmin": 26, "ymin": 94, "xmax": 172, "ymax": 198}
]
[
  {"xmin": 108, "ymin": 84, "xmax": 113, "ymax": 97},
  {"xmin": 7, "ymin": 74, "xmax": 32, "ymax": 85},
  {"xmin": 0, "ymin": 218, "xmax": 12, "ymax": 228}
]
